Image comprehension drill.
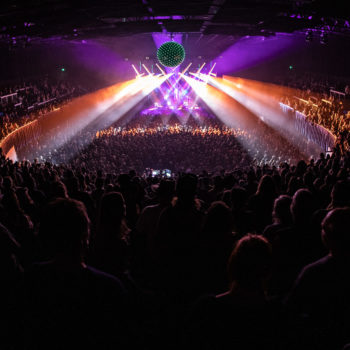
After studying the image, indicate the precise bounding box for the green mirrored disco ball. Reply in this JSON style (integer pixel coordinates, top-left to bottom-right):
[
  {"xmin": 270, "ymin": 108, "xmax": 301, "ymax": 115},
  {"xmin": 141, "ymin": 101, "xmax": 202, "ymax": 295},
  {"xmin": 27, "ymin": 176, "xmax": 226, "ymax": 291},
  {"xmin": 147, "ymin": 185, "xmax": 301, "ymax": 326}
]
[{"xmin": 157, "ymin": 41, "xmax": 185, "ymax": 67}]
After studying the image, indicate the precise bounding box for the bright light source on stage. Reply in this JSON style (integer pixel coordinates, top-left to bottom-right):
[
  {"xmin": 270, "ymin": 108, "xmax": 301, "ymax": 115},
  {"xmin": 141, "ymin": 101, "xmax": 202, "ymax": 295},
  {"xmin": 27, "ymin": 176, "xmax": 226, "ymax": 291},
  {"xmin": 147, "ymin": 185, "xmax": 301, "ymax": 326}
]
[
  {"xmin": 61, "ymin": 68, "xmax": 65, "ymax": 72},
  {"xmin": 289, "ymin": 65, "xmax": 293, "ymax": 70},
  {"xmin": 181, "ymin": 74, "xmax": 208, "ymax": 98}
]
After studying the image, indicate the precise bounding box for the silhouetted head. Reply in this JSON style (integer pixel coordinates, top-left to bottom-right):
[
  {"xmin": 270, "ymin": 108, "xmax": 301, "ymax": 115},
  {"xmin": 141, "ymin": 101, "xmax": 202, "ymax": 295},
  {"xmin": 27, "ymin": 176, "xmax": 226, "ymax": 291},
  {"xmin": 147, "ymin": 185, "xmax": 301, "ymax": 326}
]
[
  {"xmin": 99, "ymin": 192, "xmax": 126, "ymax": 224},
  {"xmin": 95, "ymin": 177, "xmax": 104, "ymax": 190},
  {"xmin": 228, "ymin": 234, "xmax": 272, "ymax": 289},
  {"xmin": 51, "ymin": 181, "xmax": 68, "ymax": 199},
  {"xmin": 330, "ymin": 181, "xmax": 350, "ymax": 209},
  {"xmin": 213, "ymin": 175, "xmax": 223, "ymax": 189},
  {"xmin": 157, "ymin": 179, "xmax": 175, "ymax": 204},
  {"xmin": 39, "ymin": 198, "xmax": 90, "ymax": 261},
  {"xmin": 67, "ymin": 176, "xmax": 80, "ymax": 194},
  {"xmin": 176, "ymin": 174, "xmax": 197, "ymax": 203},
  {"xmin": 321, "ymin": 207, "xmax": 350, "ymax": 258},
  {"xmin": 204, "ymin": 201, "xmax": 232, "ymax": 236},
  {"xmin": 272, "ymin": 195, "xmax": 292, "ymax": 225},
  {"xmin": 291, "ymin": 188, "xmax": 315, "ymax": 226},
  {"xmin": 0, "ymin": 222, "xmax": 22, "ymax": 278},
  {"xmin": 257, "ymin": 175, "xmax": 276, "ymax": 198},
  {"xmin": 296, "ymin": 160, "xmax": 307, "ymax": 175},
  {"xmin": 118, "ymin": 174, "xmax": 131, "ymax": 189},
  {"xmin": 231, "ymin": 186, "xmax": 247, "ymax": 211},
  {"xmin": 3, "ymin": 176, "xmax": 13, "ymax": 190}
]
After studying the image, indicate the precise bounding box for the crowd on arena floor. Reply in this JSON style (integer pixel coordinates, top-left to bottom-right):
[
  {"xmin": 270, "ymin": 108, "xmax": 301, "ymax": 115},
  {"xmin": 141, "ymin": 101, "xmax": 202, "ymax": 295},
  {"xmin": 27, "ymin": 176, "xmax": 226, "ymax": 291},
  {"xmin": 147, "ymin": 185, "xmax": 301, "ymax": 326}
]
[
  {"xmin": 0, "ymin": 77, "xmax": 87, "ymax": 141},
  {"xmin": 40, "ymin": 117, "xmax": 310, "ymax": 173},
  {"xmin": 2, "ymin": 139, "xmax": 350, "ymax": 348}
]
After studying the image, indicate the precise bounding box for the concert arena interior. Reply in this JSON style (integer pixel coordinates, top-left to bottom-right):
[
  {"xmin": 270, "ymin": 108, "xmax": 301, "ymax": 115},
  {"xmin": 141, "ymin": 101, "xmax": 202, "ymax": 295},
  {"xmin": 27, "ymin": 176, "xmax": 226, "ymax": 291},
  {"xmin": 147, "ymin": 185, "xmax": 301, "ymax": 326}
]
[{"xmin": 1, "ymin": 1, "xmax": 350, "ymax": 349}]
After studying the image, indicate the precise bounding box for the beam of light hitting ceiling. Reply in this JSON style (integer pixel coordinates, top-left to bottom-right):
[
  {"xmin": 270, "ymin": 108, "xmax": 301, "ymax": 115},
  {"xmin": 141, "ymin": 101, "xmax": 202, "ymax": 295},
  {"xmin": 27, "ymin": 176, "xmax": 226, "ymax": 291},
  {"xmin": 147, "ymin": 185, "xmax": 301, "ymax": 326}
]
[
  {"xmin": 152, "ymin": 33, "xmax": 183, "ymax": 48},
  {"xmin": 72, "ymin": 40, "xmax": 132, "ymax": 82},
  {"xmin": 27, "ymin": 74, "xmax": 171, "ymax": 160},
  {"xmin": 180, "ymin": 74, "xmax": 308, "ymax": 161},
  {"xmin": 213, "ymin": 35, "xmax": 300, "ymax": 76}
]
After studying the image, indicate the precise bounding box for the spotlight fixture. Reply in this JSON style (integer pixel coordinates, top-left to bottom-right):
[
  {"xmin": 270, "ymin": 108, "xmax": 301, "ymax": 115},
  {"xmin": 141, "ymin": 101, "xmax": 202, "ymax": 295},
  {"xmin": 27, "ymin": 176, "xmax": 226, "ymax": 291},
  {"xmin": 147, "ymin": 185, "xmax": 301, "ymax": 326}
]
[{"xmin": 305, "ymin": 30, "xmax": 313, "ymax": 42}]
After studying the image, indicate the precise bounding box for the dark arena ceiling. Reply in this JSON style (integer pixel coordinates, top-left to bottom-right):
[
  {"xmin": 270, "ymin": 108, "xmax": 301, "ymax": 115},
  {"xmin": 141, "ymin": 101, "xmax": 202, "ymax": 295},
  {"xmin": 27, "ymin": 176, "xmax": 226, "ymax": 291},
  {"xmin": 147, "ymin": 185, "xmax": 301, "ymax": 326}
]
[
  {"xmin": 1, "ymin": 0, "xmax": 350, "ymax": 74},
  {"xmin": 1, "ymin": 0, "xmax": 350, "ymax": 41}
]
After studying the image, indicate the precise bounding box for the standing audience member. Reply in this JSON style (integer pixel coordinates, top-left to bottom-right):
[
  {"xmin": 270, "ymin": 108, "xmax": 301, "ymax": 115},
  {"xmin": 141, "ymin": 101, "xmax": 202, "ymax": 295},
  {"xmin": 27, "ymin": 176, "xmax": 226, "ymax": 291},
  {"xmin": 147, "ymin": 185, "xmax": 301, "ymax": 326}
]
[
  {"xmin": 185, "ymin": 235, "xmax": 278, "ymax": 350},
  {"xmin": 23, "ymin": 198, "xmax": 129, "ymax": 349},
  {"xmin": 286, "ymin": 207, "xmax": 350, "ymax": 350}
]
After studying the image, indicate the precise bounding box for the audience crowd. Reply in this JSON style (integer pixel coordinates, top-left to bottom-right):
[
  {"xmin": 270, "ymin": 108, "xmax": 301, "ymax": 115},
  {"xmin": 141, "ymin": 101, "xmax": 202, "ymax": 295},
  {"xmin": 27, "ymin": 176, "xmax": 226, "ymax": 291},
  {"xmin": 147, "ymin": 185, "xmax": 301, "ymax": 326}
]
[
  {"xmin": 279, "ymin": 72, "xmax": 350, "ymax": 150},
  {"xmin": 0, "ymin": 77, "xmax": 87, "ymax": 140},
  {"xmin": 1, "ymin": 73, "xmax": 350, "ymax": 349},
  {"xmin": 1, "ymin": 141, "xmax": 350, "ymax": 348},
  {"xmin": 38, "ymin": 113, "xmax": 310, "ymax": 172}
]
